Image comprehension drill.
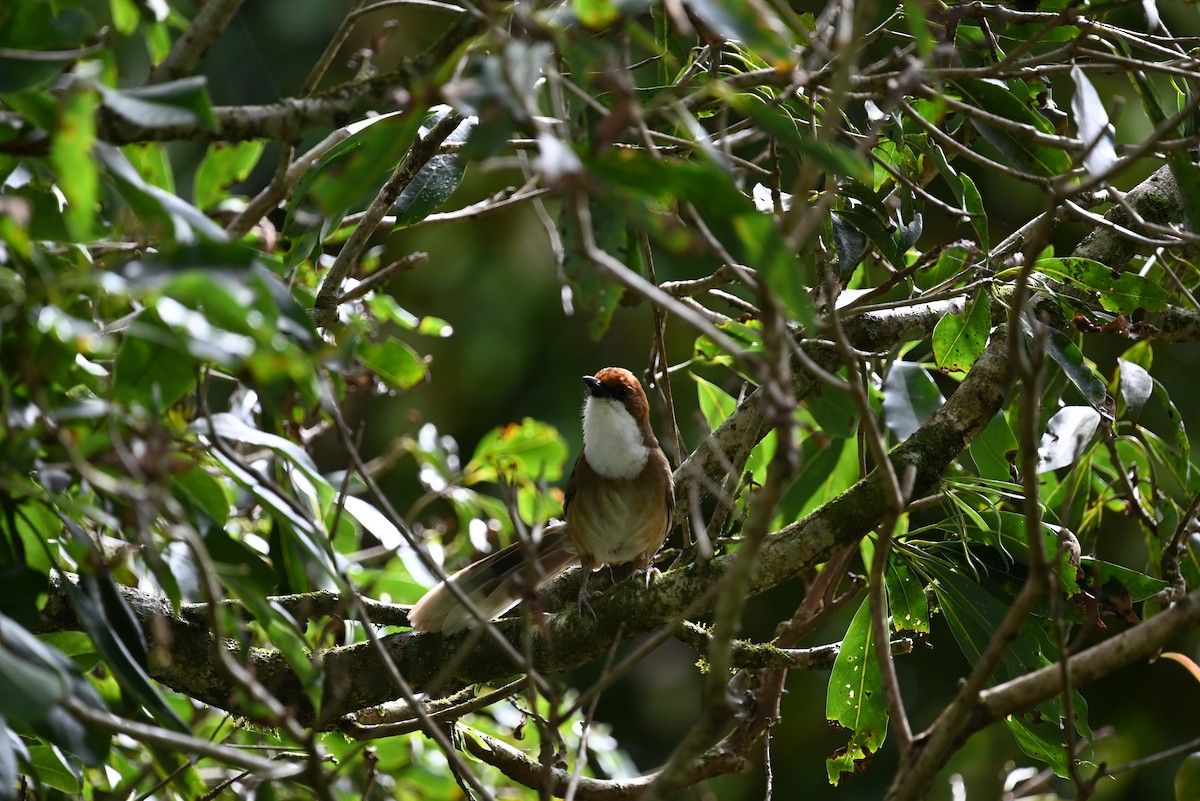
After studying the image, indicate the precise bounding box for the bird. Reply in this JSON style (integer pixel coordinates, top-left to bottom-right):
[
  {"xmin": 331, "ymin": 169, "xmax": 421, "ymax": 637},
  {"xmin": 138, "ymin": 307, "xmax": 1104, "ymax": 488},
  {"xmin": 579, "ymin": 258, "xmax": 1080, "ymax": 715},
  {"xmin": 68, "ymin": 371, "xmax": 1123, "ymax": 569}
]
[{"xmin": 408, "ymin": 367, "xmax": 675, "ymax": 634}]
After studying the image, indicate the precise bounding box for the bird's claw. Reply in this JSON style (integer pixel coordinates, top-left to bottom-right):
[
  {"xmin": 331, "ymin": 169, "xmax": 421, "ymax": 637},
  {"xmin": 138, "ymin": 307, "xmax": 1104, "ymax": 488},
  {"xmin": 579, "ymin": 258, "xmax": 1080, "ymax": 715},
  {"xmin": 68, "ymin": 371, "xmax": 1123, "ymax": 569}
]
[
  {"xmin": 634, "ymin": 566, "xmax": 661, "ymax": 589},
  {"xmin": 578, "ymin": 588, "xmax": 597, "ymax": 619}
]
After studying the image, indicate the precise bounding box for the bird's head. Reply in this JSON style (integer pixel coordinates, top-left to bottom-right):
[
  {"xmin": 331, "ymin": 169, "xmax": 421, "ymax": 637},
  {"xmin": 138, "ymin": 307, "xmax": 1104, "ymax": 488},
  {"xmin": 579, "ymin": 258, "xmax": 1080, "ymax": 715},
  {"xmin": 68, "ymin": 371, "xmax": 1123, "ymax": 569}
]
[{"xmin": 580, "ymin": 367, "xmax": 655, "ymax": 478}]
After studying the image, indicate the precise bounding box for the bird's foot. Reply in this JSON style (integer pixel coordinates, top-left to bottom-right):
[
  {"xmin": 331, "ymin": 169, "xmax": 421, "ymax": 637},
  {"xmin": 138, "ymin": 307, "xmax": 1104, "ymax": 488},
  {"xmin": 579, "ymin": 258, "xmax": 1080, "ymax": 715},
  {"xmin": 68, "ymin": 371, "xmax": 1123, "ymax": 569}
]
[
  {"xmin": 634, "ymin": 566, "xmax": 661, "ymax": 589},
  {"xmin": 577, "ymin": 587, "xmax": 597, "ymax": 619}
]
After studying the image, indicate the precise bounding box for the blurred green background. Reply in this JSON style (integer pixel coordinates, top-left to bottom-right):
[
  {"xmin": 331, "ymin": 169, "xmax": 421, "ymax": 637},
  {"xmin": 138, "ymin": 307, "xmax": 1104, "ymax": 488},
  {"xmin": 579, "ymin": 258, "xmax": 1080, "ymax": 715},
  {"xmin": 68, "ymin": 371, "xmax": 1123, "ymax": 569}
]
[{"xmin": 124, "ymin": 1, "xmax": 1200, "ymax": 797}]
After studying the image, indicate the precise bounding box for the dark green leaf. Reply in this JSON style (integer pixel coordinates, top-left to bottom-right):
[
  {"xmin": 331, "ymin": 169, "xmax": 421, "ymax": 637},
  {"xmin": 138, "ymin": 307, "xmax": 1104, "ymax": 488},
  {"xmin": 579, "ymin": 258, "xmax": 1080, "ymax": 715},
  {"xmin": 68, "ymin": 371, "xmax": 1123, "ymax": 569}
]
[
  {"xmin": 729, "ymin": 93, "xmax": 872, "ymax": 182},
  {"xmin": 394, "ymin": 113, "xmax": 473, "ymax": 228},
  {"xmin": 686, "ymin": 0, "xmax": 795, "ymax": 63},
  {"xmin": 1037, "ymin": 325, "xmax": 1107, "ymax": 410},
  {"xmin": 589, "ymin": 149, "xmax": 754, "ymax": 218},
  {"xmin": 1080, "ymin": 557, "xmax": 1167, "ymax": 602},
  {"xmin": 733, "ymin": 212, "xmax": 816, "ymax": 330},
  {"xmin": 830, "ymin": 212, "xmax": 867, "ymax": 274},
  {"xmin": 98, "ymin": 76, "xmax": 218, "ymax": 132},
  {"xmin": 110, "ymin": 317, "xmax": 198, "ymax": 409},
  {"xmin": 923, "ymin": 559, "xmax": 1085, "ymax": 776},
  {"xmin": 881, "ymin": 361, "xmax": 944, "ymax": 442},
  {"xmin": 0, "ymin": 7, "xmax": 95, "ymax": 92},
  {"xmin": 53, "ymin": 542, "xmax": 188, "ymax": 734},
  {"xmin": 1034, "ymin": 257, "xmax": 1168, "ymax": 314},
  {"xmin": 953, "ymin": 79, "xmax": 1072, "ymax": 177},
  {"xmin": 561, "ymin": 196, "xmax": 626, "ymax": 339}
]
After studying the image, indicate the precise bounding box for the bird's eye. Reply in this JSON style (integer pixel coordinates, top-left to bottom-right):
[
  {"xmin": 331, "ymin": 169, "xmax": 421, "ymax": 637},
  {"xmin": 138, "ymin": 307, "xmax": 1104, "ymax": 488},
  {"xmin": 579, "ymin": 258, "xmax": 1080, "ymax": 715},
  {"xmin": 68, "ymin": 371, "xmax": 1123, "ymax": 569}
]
[{"xmin": 607, "ymin": 383, "xmax": 628, "ymax": 399}]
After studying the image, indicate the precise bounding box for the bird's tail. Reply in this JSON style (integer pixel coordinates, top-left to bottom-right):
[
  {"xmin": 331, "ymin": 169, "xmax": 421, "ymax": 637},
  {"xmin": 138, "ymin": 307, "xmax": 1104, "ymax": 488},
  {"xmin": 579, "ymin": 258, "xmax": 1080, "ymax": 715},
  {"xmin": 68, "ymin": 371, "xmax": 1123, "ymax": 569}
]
[{"xmin": 408, "ymin": 523, "xmax": 577, "ymax": 634}]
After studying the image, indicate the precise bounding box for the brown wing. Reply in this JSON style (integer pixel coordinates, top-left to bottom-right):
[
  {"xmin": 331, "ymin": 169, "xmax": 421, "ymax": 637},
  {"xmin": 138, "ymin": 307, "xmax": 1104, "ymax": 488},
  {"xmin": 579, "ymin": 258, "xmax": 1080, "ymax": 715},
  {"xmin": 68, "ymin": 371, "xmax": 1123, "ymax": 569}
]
[{"xmin": 562, "ymin": 451, "xmax": 585, "ymax": 521}]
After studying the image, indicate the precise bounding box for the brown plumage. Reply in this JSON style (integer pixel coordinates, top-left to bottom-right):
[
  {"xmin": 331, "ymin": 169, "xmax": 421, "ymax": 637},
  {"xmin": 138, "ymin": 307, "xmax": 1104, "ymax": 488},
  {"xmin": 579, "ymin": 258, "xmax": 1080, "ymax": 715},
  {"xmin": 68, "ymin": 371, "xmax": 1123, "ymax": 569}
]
[{"xmin": 408, "ymin": 367, "xmax": 674, "ymax": 634}]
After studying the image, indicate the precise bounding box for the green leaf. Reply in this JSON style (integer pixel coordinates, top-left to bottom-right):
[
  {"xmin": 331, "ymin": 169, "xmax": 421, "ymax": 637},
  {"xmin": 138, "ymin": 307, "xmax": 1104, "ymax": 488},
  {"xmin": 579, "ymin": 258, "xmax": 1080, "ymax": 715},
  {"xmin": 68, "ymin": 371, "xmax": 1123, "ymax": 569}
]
[
  {"xmin": 192, "ymin": 140, "xmax": 265, "ymax": 211},
  {"xmin": 298, "ymin": 109, "xmax": 426, "ymax": 221},
  {"xmin": 923, "ymin": 559, "xmax": 1086, "ymax": 776},
  {"xmin": 733, "ymin": 211, "xmax": 816, "ymax": 331},
  {"xmin": 0, "ymin": 613, "xmax": 111, "ymax": 765},
  {"xmin": 394, "ymin": 112, "xmax": 473, "ymax": 228},
  {"xmin": 881, "ymin": 361, "xmax": 944, "ymax": 442},
  {"xmin": 1116, "ymin": 358, "xmax": 1153, "ymax": 419},
  {"xmin": 22, "ymin": 744, "xmax": 82, "ymax": 794},
  {"xmin": 359, "ymin": 339, "xmax": 428, "ymax": 391},
  {"xmin": 1038, "ymin": 326, "xmax": 1107, "ymax": 410},
  {"xmin": 110, "ymin": 317, "xmax": 198, "ymax": 409},
  {"xmin": 1080, "ymin": 557, "xmax": 1167, "ymax": 602},
  {"xmin": 561, "ymin": 196, "xmax": 626, "ymax": 339},
  {"xmin": 952, "ymin": 79, "xmax": 1072, "ymax": 177},
  {"xmin": 970, "ymin": 413, "xmax": 1017, "ymax": 481},
  {"xmin": 915, "ymin": 244, "xmax": 967, "ymax": 291},
  {"xmin": 466, "ymin": 418, "xmax": 569, "ymax": 485},
  {"xmin": 170, "ymin": 467, "xmax": 230, "ymax": 526},
  {"xmin": 589, "ymin": 149, "xmax": 754, "ymax": 218},
  {"xmin": 685, "ymin": 0, "xmax": 795, "ymax": 63},
  {"xmin": 825, "ymin": 598, "xmax": 887, "ymax": 784},
  {"xmin": 1130, "ymin": 69, "xmax": 1200, "ymax": 233},
  {"xmin": 0, "ymin": 7, "xmax": 96, "ymax": 92},
  {"xmin": 692, "ymin": 374, "xmax": 775, "ymax": 484},
  {"xmin": 97, "ymin": 143, "xmax": 228, "ymax": 243},
  {"xmin": 50, "ymin": 80, "xmax": 99, "ymax": 240},
  {"xmin": 1069, "ymin": 65, "xmax": 1117, "ymax": 180},
  {"xmin": 98, "ymin": 76, "xmax": 218, "ymax": 132},
  {"xmin": 1033, "ymin": 257, "xmax": 1168, "ymax": 314},
  {"xmin": 960, "ymin": 173, "xmax": 988, "ymax": 252},
  {"xmin": 886, "ymin": 557, "xmax": 930, "ymax": 633},
  {"xmin": 54, "ymin": 550, "xmax": 189, "ymax": 734},
  {"xmin": 728, "ymin": 93, "xmax": 871, "ymax": 182},
  {"xmin": 831, "ymin": 206, "xmax": 905, "ymax": 270},
  {"xmin": 932, "ymin": 287, "xmax": 990, "ymax": 373}
]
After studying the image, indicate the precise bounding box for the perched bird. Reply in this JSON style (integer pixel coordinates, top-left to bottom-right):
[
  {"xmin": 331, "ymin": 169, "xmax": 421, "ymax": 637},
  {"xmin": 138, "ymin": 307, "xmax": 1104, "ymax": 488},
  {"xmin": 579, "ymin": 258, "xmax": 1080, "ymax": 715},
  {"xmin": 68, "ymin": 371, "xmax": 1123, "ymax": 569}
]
[{"xmin": 408, "ymin": 367, "xmax": 675, "ymax": 634}]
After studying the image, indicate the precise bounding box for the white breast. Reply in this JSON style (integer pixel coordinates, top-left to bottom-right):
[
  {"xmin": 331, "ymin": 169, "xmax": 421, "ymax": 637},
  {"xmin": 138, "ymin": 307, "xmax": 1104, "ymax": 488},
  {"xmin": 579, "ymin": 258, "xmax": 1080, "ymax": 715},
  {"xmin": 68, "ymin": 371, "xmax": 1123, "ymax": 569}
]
[{"xmin": 582, "ymin": 396, "xmax": 649, "ymax": 479}]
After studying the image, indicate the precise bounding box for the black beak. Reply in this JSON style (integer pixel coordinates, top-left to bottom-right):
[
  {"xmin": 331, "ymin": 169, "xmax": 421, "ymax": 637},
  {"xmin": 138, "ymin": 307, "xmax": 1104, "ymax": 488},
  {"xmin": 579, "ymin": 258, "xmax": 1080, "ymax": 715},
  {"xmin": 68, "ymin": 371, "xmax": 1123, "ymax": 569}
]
[{"xmin": 582, "ymin": 375, "xmax": 605, "ymax": 397}]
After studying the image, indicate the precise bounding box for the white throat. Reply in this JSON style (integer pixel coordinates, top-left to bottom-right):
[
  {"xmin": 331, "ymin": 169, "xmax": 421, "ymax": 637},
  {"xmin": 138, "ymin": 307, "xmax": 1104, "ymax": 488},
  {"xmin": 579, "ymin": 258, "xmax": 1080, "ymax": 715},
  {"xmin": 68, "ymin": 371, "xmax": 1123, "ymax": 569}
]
[{"xmin": 582, "ymin": 396, "xmax": 650, "ymax": 479}]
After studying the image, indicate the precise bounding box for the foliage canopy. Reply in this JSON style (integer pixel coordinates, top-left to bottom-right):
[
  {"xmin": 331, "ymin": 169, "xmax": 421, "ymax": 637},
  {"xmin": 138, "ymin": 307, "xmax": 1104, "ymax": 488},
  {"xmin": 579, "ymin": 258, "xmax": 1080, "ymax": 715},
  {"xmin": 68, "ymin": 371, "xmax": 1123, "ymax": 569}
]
[{"xmin": 3, "ymin": 0, "xmax": 1200, "ymax": 799}]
